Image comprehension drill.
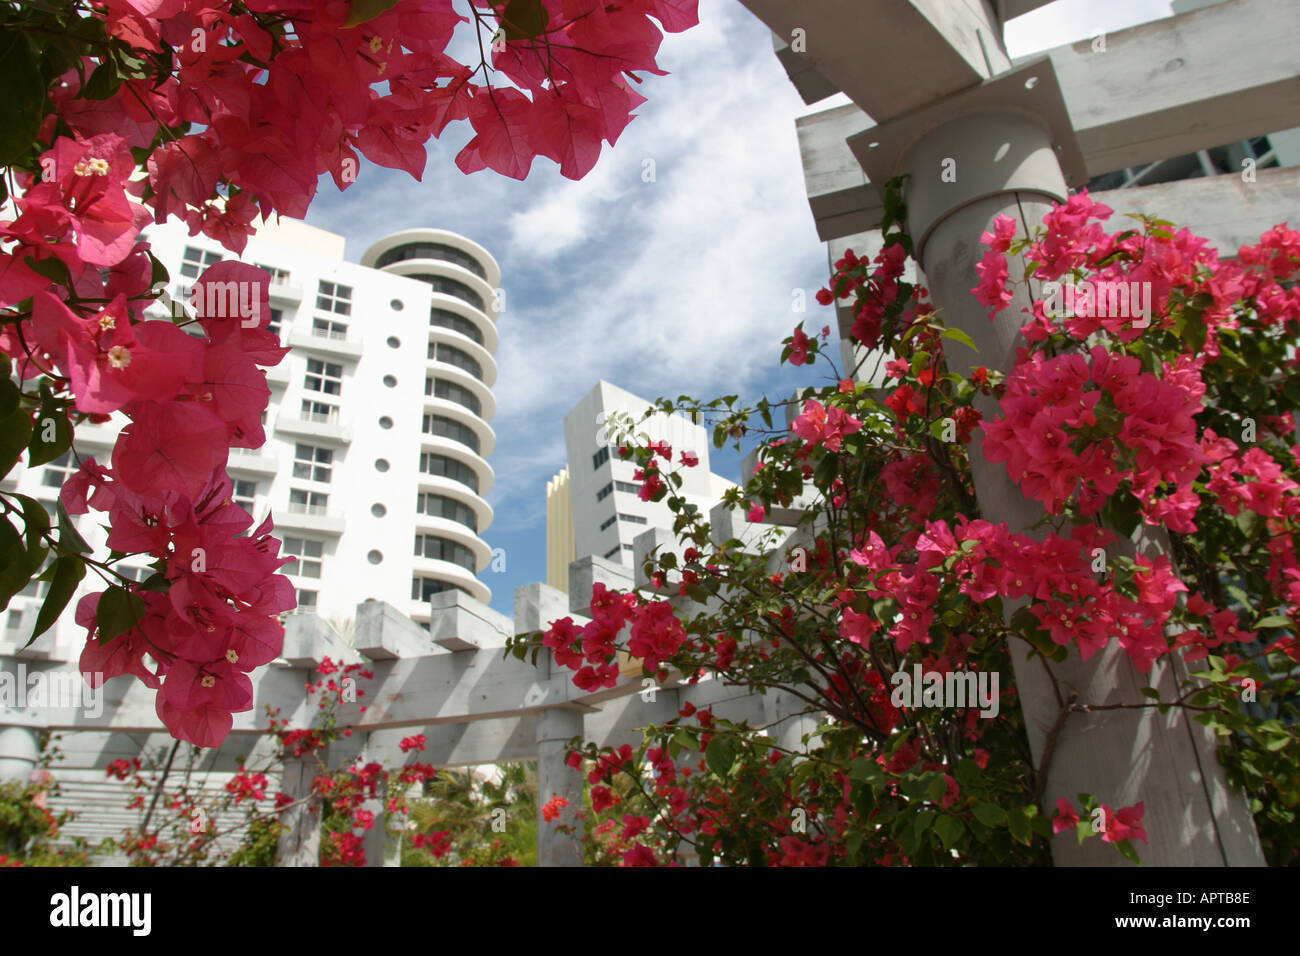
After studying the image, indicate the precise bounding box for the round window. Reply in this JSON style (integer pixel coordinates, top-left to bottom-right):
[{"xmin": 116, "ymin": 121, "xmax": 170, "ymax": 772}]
[
  {"xmin": 386, "ymin": 336, "xmax": 400, "ymax": 348},
  {"xmin": 382, "ymin": 375, "xmax": 397, "ymax": 388},
  {"xmin": 367, "ymin": 550, "xmax": 383, "ymax": 565},
  {"xmin": 371, "ymin": 503, "xmax": 387, "ymax": 517},
  {"xmin": 375, "ymin": 459, "xmax": 390, "ymax": 473},
  {"xmin": 379, "ymin": 416, "xmax": 393, "ymax": 429}
]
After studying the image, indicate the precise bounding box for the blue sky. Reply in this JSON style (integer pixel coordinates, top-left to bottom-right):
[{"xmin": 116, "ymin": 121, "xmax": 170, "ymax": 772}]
[{"xmin": 302, "ymin": 0, "xmax": 1175, "ymax": 617}]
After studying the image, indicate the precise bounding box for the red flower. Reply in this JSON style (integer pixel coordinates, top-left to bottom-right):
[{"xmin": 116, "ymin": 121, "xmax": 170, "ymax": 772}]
[
  {"xmin": 541, "ymin": 795, "xmax": 569, "ymax": 823},
  {"xmin": 399, "ymin": 733, "xmax": 427, "ymax": 753},
  {"xmin": 621, "ymin": 843, "xmax": 658, "ymax": 866},
  {"xmin": 788, "ymin": 325, "xmax": 810, "ymax": 366},
  {"xmin": 1052, "ymin": 798, "xmax": 1079, "ymax": 834}
]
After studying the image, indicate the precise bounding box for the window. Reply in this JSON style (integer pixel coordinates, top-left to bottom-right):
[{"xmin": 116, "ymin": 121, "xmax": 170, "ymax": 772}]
[
  {"xmin": 411, "ymin": 577, "xmax": 470, "ymax": 603},
  {"xmin": 622, "ymin": 543, "xmax": 635, "ymax": 552},
  {"xmin": 255, "ymin": 263, "xmax": 290, "ymax": 285},
  {"xmin": 596, "ymin": 482, "xmax": 613, "ymax": 502},
  {"xmin": 312, "ymin": 317, "xmax": 348, "ymax": 340},
  {"xmin": 426, "ymin": 378, "xmax": 481, "ymax": 415},
  {"xmin": 40, "ymin": 451, "xmax": 77, "ymax": 488},
  {"xmin": 304, "ymin": 358, "xmax": 342, "ymax": 395},
  {"xmin": 429, "ymin": 308, "xmax": 484, "ymax": 345},
  {"xmin": 268, "ymin": 308, "xmax": 283, "ymax": 335},
  {"xmin": 414, "ymin": 533, "xmax": 476, "ymax": 571},
  {"xmin": 180, "ymin": 245, "xmax": 223, "ymax": 279},
  {"xmin": 593, "ymin": 447, "xmax": 610, "ymax": 469},
  {"xmin": 376, "ymin": 242, "xmax": 487, "ymax": 280},
  {"xmin": 288, "ymin": 489, "xmax": 328, "ymax": 515},
  {"xmin": 422, "ymin": 414, "xmax": 479, "ymax": 453},
  {"xmin": 599, "ymin": 515, "xmax": 617, "ymax": 532},
  {"xmin": 603, "ymin": 546, "xmax": 620, "ymax": 559},
  {"xmin": 616, "ymin": 480, "xmax": 639, "ymax": 494},
  {"xmin": 232, "ymin": 480, "xmax": 257, "ymax": 511},
  {"xmin": 292, "ymin": 444, "xmax": 333, "ymax": 483},
  {"xmin": 407, "ymin": 273, "xmax": 485, "ymax": 311},
  {"xmin": 418, "ymin": 453, "xmax": 479, "ymax": 493},
  {"xmin": 619, "ymin": 513, "xmax": 647, "ymax": 525},
  {"xmin": 316, "ymin": 280, "xmax": 352, "ymax": 315},
  {"xmin": 429, "ymin": 342, "xmax": 482, "ymax": 380},
  {"xmin": 296, "ymin": 589, "xmax": 318, "ymax": 609},
  {"xmin": 282, "ymin": 536, "xmax": 324, "ymax": 578},
  {"xmin": 416, "ymin": 492, "xmax": 478, "ymax": 531},
  {"xmin": 300, "ymin": 400, "xmax": 338, "ymax": 424}
]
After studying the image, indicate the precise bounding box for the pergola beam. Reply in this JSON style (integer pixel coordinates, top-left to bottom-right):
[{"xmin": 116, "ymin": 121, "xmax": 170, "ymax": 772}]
[{"xmin": 793, "ymin": 0, "xmax": 1300, "ymax": 239}]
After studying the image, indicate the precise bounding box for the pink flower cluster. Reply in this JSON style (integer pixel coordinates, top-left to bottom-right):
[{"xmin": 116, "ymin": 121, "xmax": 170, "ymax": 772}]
[
  {"xmin": 1, "ymin": 1, "xmax": 699, "ymax": 262},
  {"xmin": 791, "ymin": 399, "xmax": 862, "ymax": 453},
  {"xmin": 847, "ymin": 516, "xmax": 1259, "ymax": 674},
  {"xmin": 816, "ymin": 243, "xmax": 909, "ymax": 349},
  {"xmin": 542, "ymin": 582, "xmax": 689, "ymax": 690},
  {"xmin": 18, "ymin": 255, "xmax": 293, "ymax": 748},
  {"xmin": 1053, "ymin": 799, "xmax": 1147, "ymax": 844},
  {"xmin": 970, "ymin": 213, "xmax": 1018, "ymax": 318},
  {"xmin": 981, "ymin": 345, "xmax": 1206, "ymax": 515}
]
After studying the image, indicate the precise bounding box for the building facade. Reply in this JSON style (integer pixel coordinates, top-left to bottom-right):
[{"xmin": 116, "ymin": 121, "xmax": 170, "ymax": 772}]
[
  {"xmin": 554, "ymin": 381, "xmax": 735, "ymax": 570},
  {"xmin": 0, "ymin": 218, "xmax": 501, "ymax": 658}
]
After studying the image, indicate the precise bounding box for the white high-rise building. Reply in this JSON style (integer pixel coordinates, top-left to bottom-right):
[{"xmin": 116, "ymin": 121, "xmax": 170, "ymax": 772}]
[
  {"xmin": 0, "ymin": 218, "xmax": 501, "ymax": 657},
  {"xmin": 548, "ymin": 381, "xmax": 735, "ymax": 584}
]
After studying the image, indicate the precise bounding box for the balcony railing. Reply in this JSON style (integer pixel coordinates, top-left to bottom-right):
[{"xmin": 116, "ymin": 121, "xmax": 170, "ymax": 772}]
[
  {"xmin": 300, "ymin": 408, "xmax": 340, "ymax": 425},
  {"xmin": 287, "ymin": 501, "xmax": 329, "ymax": 516}
]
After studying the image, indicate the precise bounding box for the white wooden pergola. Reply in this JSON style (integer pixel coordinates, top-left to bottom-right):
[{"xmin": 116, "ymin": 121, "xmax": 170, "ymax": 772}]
[
  {"xmin": 1, "ymin": 514, "xmax": 806, "ymax": 867},
  {"xmin": 2, "ymin": 0, "xmax": 1298, "ymax": 868}
]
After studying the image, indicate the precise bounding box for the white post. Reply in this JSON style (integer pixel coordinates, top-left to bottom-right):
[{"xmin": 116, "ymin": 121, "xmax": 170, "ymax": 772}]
[
  {"xmin": 535, "ymin": 707, "xmax": 584, "ymax": 867},
  {"xmin": 275, "ymin": 754, "xmax": 323, "ymax": 867}
]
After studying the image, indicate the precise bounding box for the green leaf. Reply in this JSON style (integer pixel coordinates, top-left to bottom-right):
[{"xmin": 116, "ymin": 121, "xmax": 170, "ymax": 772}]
[
  {"xmin": 81, "ymin": 59, "xmax": 121, "ymax": 100},
  {"xmin": 0, "ymin": 33, "xmax": 47, "ymax": 166},
  {"xmin": 26, "ymin": 382, "xmax": 71, "ymax": 466},
  {"xmin": 1102, "ymin": 489, "xmax": 1141, "ymax": 538},
  {"xmin": 1008, "ymin": 807, "xmax": 1032, "ymax": 845},
  {"xmin": 498, "ymin": 0, "xmax": 549, "ymax": 40},
  {"xmin": 137, "ymin": 572, "xmax": 170, "ymax": 594},
  {"xmin": 0, "ymin": 516, "xmax": 30, "ymax": 608},
  {"xmin": 342, "ymin": 0, "xmax": 402, "ymax": 28},
  {"xmin": 973, "ymin": 802, "xmax": 1007, "ymax": 828},
  {"xmin": 1113, "ymin": 838, "xmax": 1142, "ymax": 865},
  {"xmin": 933, "ymin": 814, "xmax": 964, "ymax": 851},
  {"xmin": 0, "ymin": 394, "xmax": 34, "ymax": 477},
  {"xmin": 27, "ymin": 555, "xmax": 84, "ymax": 645},
  {"xmin": 13, "ymin": 494, "xmax": 50, "ymax": 561},
  {"xmin": 851, "ymin": 781, "xmax": 876, "ymax": 819},
  {"xmin": 96, "ymin": 584, "xmax": 146, "ymax": 643},
  {"xmin": 705, "ymin": 736, "xmax": 736, "ymax": 778},
  {"xmin": 0, "ymin": 367, "xmax": 18, "ymax": 418},
  {"xmin": 940, "ymin": 327, "xmax": 978, "ymax": 352},
  {"xmin": 849, "ymin": 756, "xmax": 883, "ymax": 786},
  {"xmin": 57, "ymin": 499, "xmax": 91, "ymax": 555},
  {"xmin": 1254, "ymin": 615, "xmax": 1290, "ymax": 629}
]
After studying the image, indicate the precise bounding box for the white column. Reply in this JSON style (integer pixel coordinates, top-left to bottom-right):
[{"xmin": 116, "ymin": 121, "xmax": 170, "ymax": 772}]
[
  {"xmin": 889, "ymin": 108, "xmax": 1264, "ymax": 865},
  {"xmin": 535, "ymin": 707, "xmax": 584, "ymax": 867},
  {"xmin": 0, "ymin": 724, "xmax": 40, "ymax": 784}
]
